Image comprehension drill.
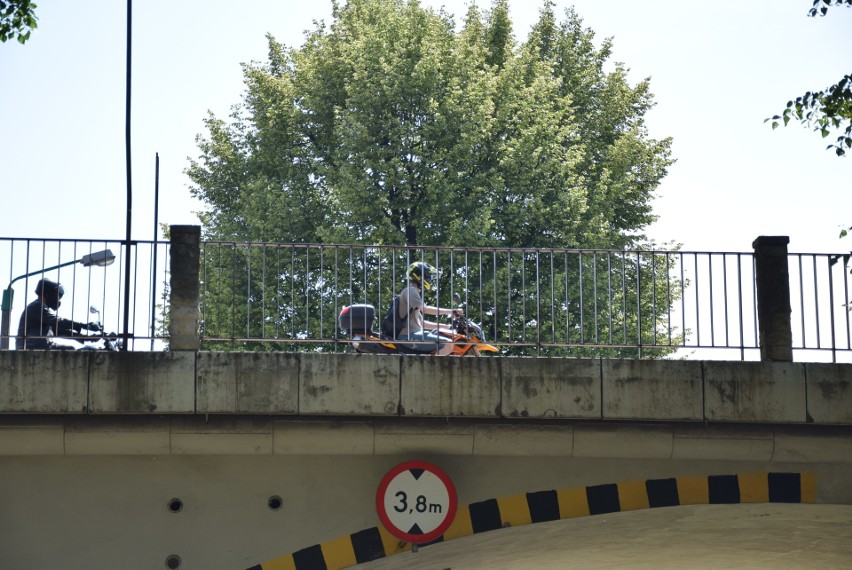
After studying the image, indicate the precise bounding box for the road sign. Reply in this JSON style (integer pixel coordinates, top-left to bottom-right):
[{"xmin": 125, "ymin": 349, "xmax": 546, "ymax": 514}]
[{"xmin": 376, "ymin": 460, "xmax": 458, "ymax": 544}]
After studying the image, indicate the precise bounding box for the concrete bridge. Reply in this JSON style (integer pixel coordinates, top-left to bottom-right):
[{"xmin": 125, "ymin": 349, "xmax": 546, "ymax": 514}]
[{"xmin": 1, "ymin": 350, "xmax": 851, "ymax": 569}]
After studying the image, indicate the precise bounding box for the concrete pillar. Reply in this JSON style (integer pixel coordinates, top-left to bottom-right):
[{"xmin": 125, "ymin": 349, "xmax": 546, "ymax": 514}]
[
  {"xmin": 752, "ymin": 236, "xmax": 793, "ymax": 362},
  {"xmin": 169, "ymin": 225, "xmax": 201, "ymax": 350}
]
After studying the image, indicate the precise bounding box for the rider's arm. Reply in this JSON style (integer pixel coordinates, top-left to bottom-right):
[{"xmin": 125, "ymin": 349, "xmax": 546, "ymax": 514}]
[{"xmin": 422, "ymin": 305, "xmax": 462, "ymax": 317}]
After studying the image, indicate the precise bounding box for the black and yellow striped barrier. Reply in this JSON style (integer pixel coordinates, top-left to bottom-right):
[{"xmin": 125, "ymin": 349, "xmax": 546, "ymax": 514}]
[{"xmin": 246, "ymin": 471, "xmax": 816, "ymax": 570}]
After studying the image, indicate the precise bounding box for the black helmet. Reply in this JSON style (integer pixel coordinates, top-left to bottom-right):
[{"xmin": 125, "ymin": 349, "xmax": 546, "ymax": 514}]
[
  {"xmin": 35, "ymin": 279, "xmax": 64, "ymax": 310},
  {"xmin": 408, "ymin": 262, "xmax": 438, "ymax": 292}
]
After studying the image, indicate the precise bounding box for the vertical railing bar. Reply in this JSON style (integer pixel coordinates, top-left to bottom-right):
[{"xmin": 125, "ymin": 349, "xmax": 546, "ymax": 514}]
[
  {"xmin": 535, "ymin": 251, "xmax": 541, "ymax": 355},
  {"xmin": 651, "ymin": 252, "xmax": 657, "ymax": 347},
  {"xmin": 276, "ymin": 246, "xmax": 282, "ymax": 339},
  {"xmin": 813, "ymin": 254, "xmax": 821, "ymax": 349},
  {"xmin": 290, "ymin": 246, "xmax": 296, "ymax": 341},
  {"xmin": 563, "ymin": 253, "xmax": 570, "ymax": 345},
  {"xmin": 507, "ymin": 251, "xmax": 513, "ymax": 343},
  {"xmin": 578, "ymin": 253, "xmax": 584, "ymax": 344},
  {"xmin": 752, "ymin": 254, "xmax": 759, "ymax": 348},
  {"xmin": 635, "ymin": 251, "xmax": 641, "ymax": 358},
  {"xmin": 550, "ymin": 252, "xmax": 555, "ymax": 346},
  {"xmin": 827, "ymin": 254, "xmax": 837, "ymax": 363},
  {"xmin": 680, "ymin": 253, "xmax": 687, "ymax": 348},
  {"xmin": 666, "ymin": 253, "xmax": 672, "ymax": 346},
  {"xmin": 607, "ymin": 253, "xmax": 613, "ymax": 346},
  {"xmin": 797, "ymin": 254, "xmax": 806, "ymax": 348},
  {"xmin": 492, "ymin": 250, "xmax": 497, "ymax": 343},
  {"xmin": 261, "ymin": 246, "xmax": 267, "ymax": 339},
  {"xmin": 131, "ymin": 244, "xmax": 139, "ymax": 349},
  {"xmin": 622, "ymin": 251, "xmax": 627, "ymax": 345},
  {"xmin": 694, "ymin": 253, "xmax": 700, "ymax": 347},
  {"xmin": 844, "ymin": 257, "xmax": 851, "ymax": 350},
  {"xmin": 707, "ymin": 253, "xmax": 715, "ymax": 347},
  {"xmin": 246, "ymin": 246, "xmax": 253, "ymax": 339},
  {"xmin": 722, "ymin": 254, "xmax": 729, "ymax": 347},
  {"xmin": 737, "ymin": 253, "xmax": 745, "ymax": 360},
  {"xmin": 593, "ymin": 253, "xmax": 599, "ymax": 346}
]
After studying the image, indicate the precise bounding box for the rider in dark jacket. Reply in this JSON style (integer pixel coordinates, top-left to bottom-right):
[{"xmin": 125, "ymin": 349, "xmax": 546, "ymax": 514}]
[{"xmin": 15, "ymin": 279, "xmax": 101, "ymax": 350}]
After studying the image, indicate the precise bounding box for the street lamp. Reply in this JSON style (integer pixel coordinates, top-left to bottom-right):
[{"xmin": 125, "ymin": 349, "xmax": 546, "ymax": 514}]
[{"xmin": 0, "ymin": 249, "xmax": 115, "ymax": 350}]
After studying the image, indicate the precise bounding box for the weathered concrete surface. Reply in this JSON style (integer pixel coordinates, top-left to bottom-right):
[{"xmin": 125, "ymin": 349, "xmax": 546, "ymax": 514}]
[
  {"xmin": 89, "ymin": 351, "xmax": 195, "ymax": 413},
  {"xmin": 805, "ymin": 363, "xmax": 852, "ymax": 424},
  {"xmin": 299, "ymin": 353, "xmax": 399, "ymax": 415},
  {"xmin": 0, "ymin": 351, "xmax": 88, "ymax": 413},
  {"xmin": 603, "ymin": 360, "xmax": 703, "ymax": 421},
  {"xmin": 401, "ymin": 356, "xmax": 501, "ymax": 417},
  {"xmin": 502, "ymin": 357, "xmax": 599, "ymax": 419},
  {"xmin": 196, "ymin": 351, "xmax": 298, "ymax": 414},
  {"xmin": 1, "ymin": 352, "xmax": 851, "ymax": 425},
  {"xmin": 704, "ymin": 361, "xmax": 806, "ymax": 423}
]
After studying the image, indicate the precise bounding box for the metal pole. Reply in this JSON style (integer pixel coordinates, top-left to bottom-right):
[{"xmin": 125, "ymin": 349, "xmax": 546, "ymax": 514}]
[{"xmin": 122, "ymin": 0, "xmax": 133, "ymax": 351}]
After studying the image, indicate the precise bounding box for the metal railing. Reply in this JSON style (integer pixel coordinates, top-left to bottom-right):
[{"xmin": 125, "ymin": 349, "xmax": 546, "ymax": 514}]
[
  {"xmin": 3, "ymin": 237, "xmax": 849, "ymax": 361},
  {"xmin": 0, "ymin": 237, "xmax": 169, "ymax": 351},
  {"xmin": 198, "ymin": 242, "xmax": 852, "ymax": 362}
]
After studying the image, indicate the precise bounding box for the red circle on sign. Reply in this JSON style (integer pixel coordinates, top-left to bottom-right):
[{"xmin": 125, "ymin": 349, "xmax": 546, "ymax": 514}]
[{"xmin": 376, "ymin": 460, "xmax": 458, "ymax": 544}]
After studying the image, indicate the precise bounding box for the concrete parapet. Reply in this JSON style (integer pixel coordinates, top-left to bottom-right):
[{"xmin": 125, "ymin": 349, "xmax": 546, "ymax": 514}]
[
  {"xmin": 89, "ymin": 351, "xmax": 195, "ymax": 414},
  {"xmin": 704, "ymin": 361, "xmax": 806, "ymax": 423},
  {"xmin": 400, "ymin": 355, "xmax": 501, "ymax": 417},
  {"xmin": 299, "ymin": 353, "xmax": 399, "ymax": 415},
  {"xmin": 502, "ymin": 357, "xmax": 599, "ymax": 419},
  {"xmin": 602, "ymin": 360, "xmax": 703, "ymax": 421},
  {"xmin": 197, "ymin": 352, "xmax": 298, "ymax": 414},
  {"xmin": 805, "ymin": 363, "xmax": 852, "ymax": 424},
  {"xmin": 0, "ymin": 351, "xmax": 89, "ymax": 413}
]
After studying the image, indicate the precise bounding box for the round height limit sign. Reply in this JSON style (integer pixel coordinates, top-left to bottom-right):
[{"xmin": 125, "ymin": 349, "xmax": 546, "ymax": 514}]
[{"xmin": 376, "ymin": 460, "xmax": 458, "ymax": 544}]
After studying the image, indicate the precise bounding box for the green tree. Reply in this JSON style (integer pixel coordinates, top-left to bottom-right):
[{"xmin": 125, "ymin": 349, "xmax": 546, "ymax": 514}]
[
  {"xmin": 0, "ymin": 0, "xmax": 38, "ymax": 44},
  {"xmin": 768, "ymin": 0, "xmax": 852, "ymax": 156},
  {"xmin": 188, "ymin": 0, "xmax": 680, "ymax": 354}
]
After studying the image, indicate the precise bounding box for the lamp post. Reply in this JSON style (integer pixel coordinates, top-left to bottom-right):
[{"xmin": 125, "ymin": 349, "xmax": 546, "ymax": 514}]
[{"xmin": 0, "ymin": 249, "xmax": 115, "ymax": 350}]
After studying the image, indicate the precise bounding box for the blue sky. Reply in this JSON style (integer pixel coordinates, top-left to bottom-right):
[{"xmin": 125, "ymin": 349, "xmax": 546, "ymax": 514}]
[{"xmin": 1, "ymin": 0, "xmax": 850, "ymax": 254}]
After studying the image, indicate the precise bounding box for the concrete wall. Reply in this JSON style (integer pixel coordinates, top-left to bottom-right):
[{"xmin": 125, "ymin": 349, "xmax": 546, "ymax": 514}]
[
  {"xmin": 2, "ymin": 351, "xmax": 851, "ymax": 424},
  {"xmin": 2, "ymin": 351, "xmax": 852, "ymax": 569}
]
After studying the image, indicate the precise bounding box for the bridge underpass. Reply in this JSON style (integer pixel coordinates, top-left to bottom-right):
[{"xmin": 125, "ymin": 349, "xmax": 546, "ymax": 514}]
[{"xmin": 1, "ymin": 351, "xmax": 851, "ymax": 569}]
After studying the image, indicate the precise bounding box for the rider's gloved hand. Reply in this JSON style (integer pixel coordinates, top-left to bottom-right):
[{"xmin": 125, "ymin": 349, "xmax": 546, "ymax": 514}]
[{"xmin": 86, "ymin": 322, "xmax": 103, "ymax": 331}]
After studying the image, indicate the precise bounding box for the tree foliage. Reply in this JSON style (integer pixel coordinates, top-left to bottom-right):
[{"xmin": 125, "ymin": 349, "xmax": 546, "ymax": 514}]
[
  {"xmin": 188, "ymin": 0, "xmax": 671, "ymax": 248},
  {"xmin": 0, "ymin": 0, "xmax": 38, "ymax": 44},
  {"xmin": 768, "ymin": 0, "xmax": 852, "ymax": 156},
  {"xmin": 187, "ymin": 0, "xmax": 680, "ymax": 355}
]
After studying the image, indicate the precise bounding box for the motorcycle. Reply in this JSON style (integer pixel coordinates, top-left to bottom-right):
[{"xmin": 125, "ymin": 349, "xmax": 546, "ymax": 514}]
[
  {"xmin": 338, "ymin": 294, "xmax": 499, "ymax": 356},
  {"xmin": 49, "ymin": 306, "xmax": 123, "ymax": 352}
]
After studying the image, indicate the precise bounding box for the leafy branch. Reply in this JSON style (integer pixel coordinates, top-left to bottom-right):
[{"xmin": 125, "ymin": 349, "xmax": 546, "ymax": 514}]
[
  {"xmin": 767, "ymin": 0, "xmax": 851, "ymax": 156},
  {"xmin": 0, "ymin": 0, "xmax": 38, "ymax": 44}
]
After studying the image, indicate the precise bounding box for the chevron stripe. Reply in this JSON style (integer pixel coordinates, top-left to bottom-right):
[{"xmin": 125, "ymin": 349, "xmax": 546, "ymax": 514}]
[{"xmin": 246, "ymin": 471, "xmax": 816, "ymax": 570}]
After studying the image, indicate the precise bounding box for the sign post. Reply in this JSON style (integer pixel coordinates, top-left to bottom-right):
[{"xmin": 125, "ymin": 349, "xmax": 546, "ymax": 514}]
[{"xmin": 376, "ymin": 460, "xmax": 458, "ymax": 546}]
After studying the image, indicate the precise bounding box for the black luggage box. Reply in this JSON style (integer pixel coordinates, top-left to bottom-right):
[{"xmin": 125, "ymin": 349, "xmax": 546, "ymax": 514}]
[{"xmin": 339, "ymin": 304, "xmax": 375, "ymax": 334}]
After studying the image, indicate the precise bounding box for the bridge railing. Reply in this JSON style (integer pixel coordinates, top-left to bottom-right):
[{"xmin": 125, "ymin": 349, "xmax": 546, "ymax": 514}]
[
  {"xmin": 0, "ymin": 237, "xmax": 169, "ymax": 351},
  {"xmin": 197, "ymin": 239, "xmax": 851, "ymax": 362},
  {"xmin": 2, "ymin": 233, "xmax": 850, "ymax": 361}
]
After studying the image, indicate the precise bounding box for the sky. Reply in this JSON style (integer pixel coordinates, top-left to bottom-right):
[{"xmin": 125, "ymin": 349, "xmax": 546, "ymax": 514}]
[{"xmin": 1, "ymin": 0, "xmax": 851, "ymax": 255}]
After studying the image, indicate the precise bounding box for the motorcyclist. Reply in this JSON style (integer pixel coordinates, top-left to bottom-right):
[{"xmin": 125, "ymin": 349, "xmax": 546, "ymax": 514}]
[
  {"xmin": 15, "ymin": 278, "xmax": 102, "ymax": 350},
  {"xmin": 396, "ymin": 262, "xmax": 462, "ymax": 356}
]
